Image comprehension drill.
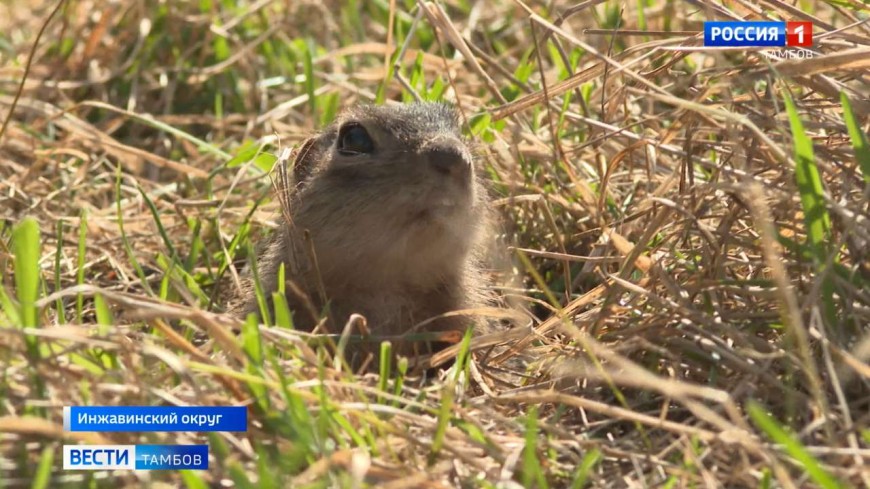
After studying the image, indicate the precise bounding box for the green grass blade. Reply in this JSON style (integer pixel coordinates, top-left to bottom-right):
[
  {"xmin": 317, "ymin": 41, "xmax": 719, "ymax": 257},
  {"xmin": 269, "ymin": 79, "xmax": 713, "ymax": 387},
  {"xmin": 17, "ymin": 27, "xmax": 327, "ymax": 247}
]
[
  {"xmin": 242, "ymin": 312, "xmax": 263, "ymax": 365},
  {"xmin": 429, "ymin": 382, "xmax": 454, "ymax": 462},
  {"xmin": 378, "ymin": 341, "xmax": 392, "ymax": 404},
  {"xmin": 245, "ymin": 242, "xmax": 271, "ymax": 327},
  {"xmin": 784, "ymin": 93, "xmax": 838, "ymax": 330},
  {"xmin": 275, "ymin": 263, "xmax": 288, "ymax": 317},
  {"xmin": 179, "ymin": 470, "xmax": 210, "ymax": 489},
  {"xmin": 227, "ymin": 462, "xmax": 258, "ymax": 489},
  {"xmin": 271, "ymin": 291, "xmax": 293, "ymax": 328},
  {"xmin": 137, "ymin": 184, "xmax": 179, "ymax": 261},
  {"xmin": 570, "ymin": 448, "xmax": 601, "ymax": 489},
  {"xmin": 225, "ymin": 140, "xmax": 277, "ymax": 173},
  {"xmin": 226, "ymin": 141, "xmax": 259, "ymax": 168},
  {"xmin": 839, "ymin": 92, "xmax": 870, "ymax": 185},
  {"xmin": 783, "ymin": 94, "xmax": 831, "ymax": 262},
  {"xmin": 53, "ymin": 219, "xmax": 66, "ymax": 324},
  {"xmin": 302, "ymin": 39, "xmax": 316, "ymax": 115},
  {"xmin": 94, "ymin": 293, "xmax": 113, "ymax": 335},
  {"xmin": 75, "ymin": 210, "xmax": 87, "ymax": 323},
  {"xmin": 85, "ymin": 101, "xmax": 230, "ymax": 160},
  {"xmin": 115, "ymin": 165, "xmax": 153, "ymax": 295},
  {"xmin": 0, "ymin": 286, "xmax": 22, "ymax": 326},
  {"xmin": 13, "ymin": 217, "xmax": 41, "ymax": 327},
  {"xmin": 242, "ymin": 313, "xmax": 269, "ymax": 412},
  {"xmin": 185, "ymin": 218, "xmax": 205, "ymax": 274},
  {"xmin": 453, "ymin": 326, "xmax": 474, "ymax": 382},
  {"xmin": 30, "ymin": 445, "xmax": 54, "ymax": 489},
  {"xmin": 156, "ymin": 253, "xmax": 209, "ymax": 306},
  {"xmin": 393, "ymin": 356, "xmax": 408, "ymax": 403},
  {"xmin": 747, "ymin": 401, "xmax": 843, "ymax": 489},
  {"xmin": 522, "ymin": 406, "xmax": 548, "ymax": 489}
]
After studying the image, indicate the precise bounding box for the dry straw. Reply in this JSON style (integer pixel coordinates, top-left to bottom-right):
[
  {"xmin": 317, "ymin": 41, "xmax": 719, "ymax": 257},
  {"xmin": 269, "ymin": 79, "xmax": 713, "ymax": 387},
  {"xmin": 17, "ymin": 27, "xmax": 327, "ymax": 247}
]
[{"xmin": 0, "ymin": 0, "xmax": 867, "ymax": 487}]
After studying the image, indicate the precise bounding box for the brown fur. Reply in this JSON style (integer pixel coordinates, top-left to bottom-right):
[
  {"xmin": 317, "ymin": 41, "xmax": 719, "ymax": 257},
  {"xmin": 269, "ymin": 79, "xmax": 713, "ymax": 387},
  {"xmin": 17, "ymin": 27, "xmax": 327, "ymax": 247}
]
[{"xmin": 227, "ymin": 102, "xmax": 493, "ymax": 359}]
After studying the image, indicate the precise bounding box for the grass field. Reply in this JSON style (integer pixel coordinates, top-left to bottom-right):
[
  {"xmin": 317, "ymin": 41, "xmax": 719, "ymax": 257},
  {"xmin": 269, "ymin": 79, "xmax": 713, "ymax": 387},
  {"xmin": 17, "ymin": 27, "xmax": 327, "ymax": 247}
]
[{"xmin": 1, "ymin": 0, "xmax": 869, "ymax": 487}]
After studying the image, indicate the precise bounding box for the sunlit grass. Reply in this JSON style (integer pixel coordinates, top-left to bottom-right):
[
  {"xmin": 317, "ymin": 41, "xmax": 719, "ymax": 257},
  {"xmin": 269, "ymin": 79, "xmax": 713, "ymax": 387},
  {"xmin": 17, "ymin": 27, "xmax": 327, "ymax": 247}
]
[{"xmin": 0, "ymin": 0, "xmax": 868, "ymax": 487}]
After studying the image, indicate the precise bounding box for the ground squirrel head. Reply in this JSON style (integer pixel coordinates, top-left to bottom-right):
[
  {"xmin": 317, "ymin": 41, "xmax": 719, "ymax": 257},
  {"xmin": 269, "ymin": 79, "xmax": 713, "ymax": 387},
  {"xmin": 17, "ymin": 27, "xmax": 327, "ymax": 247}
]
[
  {"xmin": 229, "ymin": 102, "xmax": 495, "ymax": 357},
  {"xmin": 283, "ymin": 102, "xmax": 489, "ymax": 289}
]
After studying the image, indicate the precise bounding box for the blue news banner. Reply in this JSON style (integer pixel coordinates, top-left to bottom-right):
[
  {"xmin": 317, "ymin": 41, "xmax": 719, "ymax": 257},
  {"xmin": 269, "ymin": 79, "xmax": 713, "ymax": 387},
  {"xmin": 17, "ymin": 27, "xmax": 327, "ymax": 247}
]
[{"xmin": 62, "ymin": 406, "xmax": 247, "ymax": 470}]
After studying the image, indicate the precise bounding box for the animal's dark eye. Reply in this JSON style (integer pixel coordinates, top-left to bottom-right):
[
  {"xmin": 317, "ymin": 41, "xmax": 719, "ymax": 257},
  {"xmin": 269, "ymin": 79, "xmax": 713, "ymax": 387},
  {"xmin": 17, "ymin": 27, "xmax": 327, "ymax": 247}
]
[{"xmin": 337, "ymin": 123, "xmax": 374, "ymax": 155}]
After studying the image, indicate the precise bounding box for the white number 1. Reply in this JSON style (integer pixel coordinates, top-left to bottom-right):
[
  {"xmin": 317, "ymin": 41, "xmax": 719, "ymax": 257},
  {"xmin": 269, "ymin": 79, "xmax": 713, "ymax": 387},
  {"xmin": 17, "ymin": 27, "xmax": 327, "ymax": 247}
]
[{"xmin": 795, "ymin": 25, "xmax": 805, "ymax": 44}]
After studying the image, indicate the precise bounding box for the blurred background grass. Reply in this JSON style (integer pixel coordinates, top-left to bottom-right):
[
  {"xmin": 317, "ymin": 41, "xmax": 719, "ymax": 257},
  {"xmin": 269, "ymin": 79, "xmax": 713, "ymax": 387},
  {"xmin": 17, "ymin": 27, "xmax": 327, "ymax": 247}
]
[{"xmin": 0, "ymin": 0, "xmax": 868, "ymax": 487}]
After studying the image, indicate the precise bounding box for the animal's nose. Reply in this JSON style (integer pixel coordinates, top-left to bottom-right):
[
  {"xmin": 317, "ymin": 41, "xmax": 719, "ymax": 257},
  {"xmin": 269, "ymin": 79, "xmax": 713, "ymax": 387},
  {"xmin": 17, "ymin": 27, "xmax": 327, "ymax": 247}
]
[{"xmin": 425, "ymin": 143, "xmax": 471, "ymax": 179}]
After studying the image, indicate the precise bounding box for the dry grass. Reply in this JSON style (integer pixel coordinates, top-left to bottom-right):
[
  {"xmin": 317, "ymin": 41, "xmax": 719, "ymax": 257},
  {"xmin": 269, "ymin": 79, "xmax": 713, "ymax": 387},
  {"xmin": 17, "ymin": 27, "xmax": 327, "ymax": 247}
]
[{"xmin": 0, "ymin": 0, "xmax": 868, "ymax": 487}]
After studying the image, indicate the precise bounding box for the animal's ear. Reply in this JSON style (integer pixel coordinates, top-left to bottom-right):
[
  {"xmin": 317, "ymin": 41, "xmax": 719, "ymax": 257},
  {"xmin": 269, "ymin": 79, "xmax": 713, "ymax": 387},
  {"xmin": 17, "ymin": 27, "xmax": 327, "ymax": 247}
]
[{"xmin": 291, "ymin": 136, "xmax": 320, "ymax": 184}]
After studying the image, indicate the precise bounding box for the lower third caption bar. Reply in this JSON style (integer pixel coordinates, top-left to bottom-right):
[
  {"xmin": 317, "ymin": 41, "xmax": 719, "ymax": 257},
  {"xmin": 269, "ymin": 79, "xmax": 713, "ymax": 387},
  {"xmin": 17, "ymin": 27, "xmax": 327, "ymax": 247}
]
[{"xmin": 62, "ymin": 445, "xmax": 208, "ymax": 470}]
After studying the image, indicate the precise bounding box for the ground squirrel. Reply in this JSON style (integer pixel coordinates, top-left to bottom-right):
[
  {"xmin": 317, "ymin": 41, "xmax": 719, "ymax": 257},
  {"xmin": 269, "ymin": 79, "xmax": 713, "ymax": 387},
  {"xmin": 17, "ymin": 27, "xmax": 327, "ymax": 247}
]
[{"xmin": 229, "ymin": 102, "xmax": 493, "ymax": 360}]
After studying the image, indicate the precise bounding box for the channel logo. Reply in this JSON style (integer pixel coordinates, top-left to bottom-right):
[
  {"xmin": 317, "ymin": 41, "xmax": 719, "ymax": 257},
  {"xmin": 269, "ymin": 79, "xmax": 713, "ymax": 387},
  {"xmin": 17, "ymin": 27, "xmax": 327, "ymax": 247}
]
[
  {"xmin": 63, "ymin": 444, "xmax": 208, "ymax": 470},
  {"xmin": 704, "ymin": 21, "xmax": 813, "ymax": 47}
]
